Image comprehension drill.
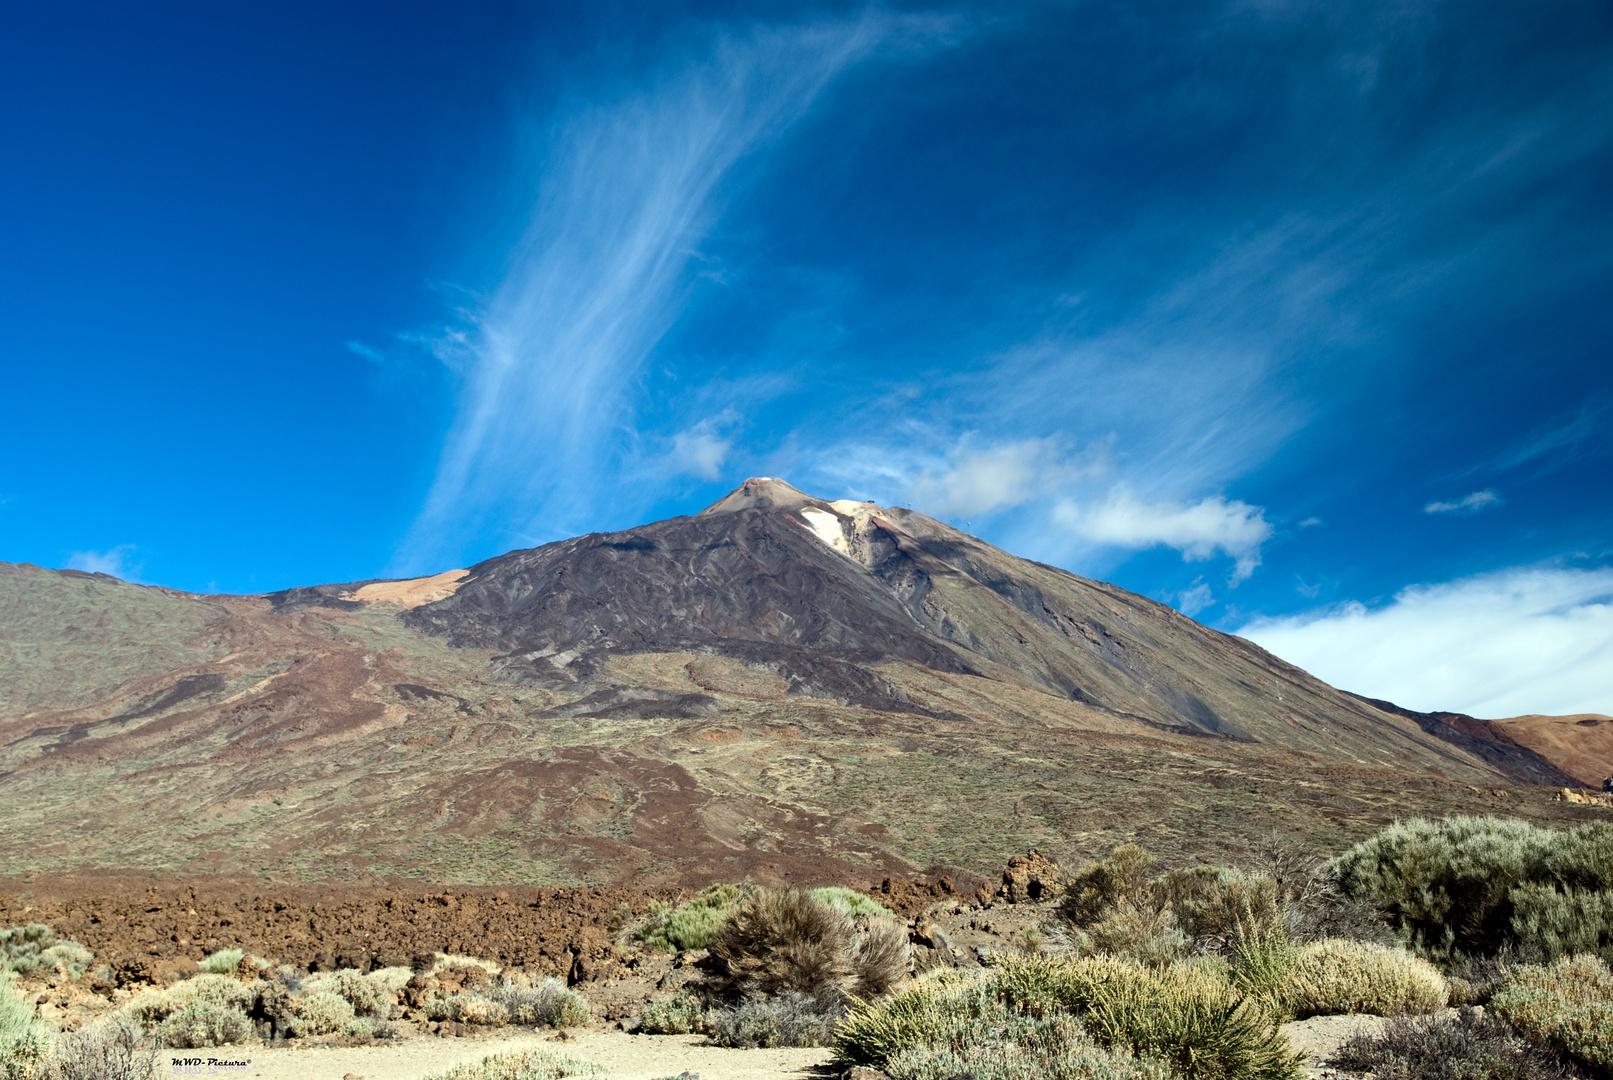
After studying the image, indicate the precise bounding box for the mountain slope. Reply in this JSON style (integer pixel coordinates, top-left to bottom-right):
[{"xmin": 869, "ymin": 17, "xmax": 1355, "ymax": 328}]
[
  {"xmin": 0, "ymin": 480, "xmax": 1599, "ymax": 887},
  {"xmin": 401, "ymin": 478, "xmax": 1562, "ymax": 779}
]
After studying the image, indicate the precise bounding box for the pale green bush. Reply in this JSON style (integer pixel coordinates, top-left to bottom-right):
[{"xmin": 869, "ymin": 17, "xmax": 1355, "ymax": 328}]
[
  {"xmin": 198, "ymin": 949, "xmax": 243, "ymax": 976},
  {"xmin": 485, "ymin": 975, "xmax": 587, "ymax": 1028},
  {"xmin": 367, "ymin": 966, "xmax": 414, "ymax": 995},
  {"xmin": 125, "ymin": 974, "xmax": 255, "ymax": 1043},
  {"xmin": 636, "ymin": 884, "xmax": 743, "ymax": 953},
  {"xmin": 641, "ymin": 990, "xmax": 704, "ymax": 1035},
  {"xmin": 0, "ymin": 926, "xmax": 92, "ymax": 979},
  {"xmin": 416, "ymin": 1047, "xmax": 603, "ymax": 1079},
  {"xmin": 303, "ymin": 969, "xmax": 392, "ymax": 1016},
  {"xmin": 1332, "ymin": 817, "xmax": 1613, "ymax": 962},
  {"xmin": 1280, "ymin": 939, "xmax": 1446, "ymax": 1018},
  {"xmin": 708, "ymin": 988, "xmax": 844, "ymax": 1048},
  {"xmin": 808, "ymin": 887, "xmax": 897, "ymax": 922},
  {"xmin": 838, "ymin": 975, "xmax": 1171, "ymax": 1080},
  {"xmin": 288, "ymin": 990, "xmax": 355, "ymax": 1037},
  {"xmin": 425, "ymin": 993, "xmax": 508, "ymax": 1026},
  {"xmin": 158, "ymin": 1000, "xmax": 253, "ymax": 1049},
  {"xmin": 1490, "ymin": 954, "xmax": 1613, "ymax": 1070},
  {"xmin": 840, "ymin": 957, "xmax": 1302, "ymax": 1080},
  {"xmin": 36, "ymin": 1018, "xmax": 159, "ymax": 1080},
  {"xmin": 2, "ymin": 972, "xmax": 53, "ymax": 1080}
]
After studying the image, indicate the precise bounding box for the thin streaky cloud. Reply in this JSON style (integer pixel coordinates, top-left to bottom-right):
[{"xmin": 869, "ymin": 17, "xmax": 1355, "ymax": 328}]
[
  {"xmin": 395, "ymin": 15, "xmax": 924, "ymax": 572},
  {"xmin": 1424, "ymin": 489, "xmax": 1502, "ymax": 515},
  {"xmin": 1480, "ymin": 395, "xmax": 1612, "ymax": 477}
]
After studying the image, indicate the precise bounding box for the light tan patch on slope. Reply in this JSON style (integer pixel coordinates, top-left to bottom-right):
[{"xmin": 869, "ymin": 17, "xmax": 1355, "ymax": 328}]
[
  {"xmin": 1490, "ymin": 713, "xmax": 1613, "ymax": 788},
  {"xmin": 345, "ymin": 569, "xmax": 470, "ymax": 608}
]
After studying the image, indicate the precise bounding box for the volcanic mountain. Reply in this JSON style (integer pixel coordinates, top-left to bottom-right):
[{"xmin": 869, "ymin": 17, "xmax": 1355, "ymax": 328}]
[{"xmin": 0, "ymin": 479, "xmax": 1602, "ymax": 887}]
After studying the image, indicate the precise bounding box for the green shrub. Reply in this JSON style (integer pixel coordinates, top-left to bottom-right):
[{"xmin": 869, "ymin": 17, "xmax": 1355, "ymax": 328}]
[
  {"xmin": 808, "ymin": 887, "xmax": 898, "ymax": 922},
  {"xmin": 708, "ymin": 988, "xmax": 843, "ymax": 1048},
  {"xmin": 1279, "ymin": 939, "xmax": 1447, "ymax": 1019},
  {"xmin": 641, "ymin": 990, "xmax": 704, "ymax": 1035},
  {"xmin": 882, "ymin": 1018, "xmax": 1169, "ymax": 1080},
  {"xmin": 198, "ymin": 949, "xmax": 243, "ymax": 976},
  {"xmin": 158, "ymin": 1000, "xmax": 254, "ymax": 1049},
  {"xmin": 838, "ymin": 976, "xmax": 1171, "ymax": 1080},
  {"xmin": 1489, "ymin": 954, "xmax": 1613, "ymax": 1071},
  {"xmin": 485, "ymin": 975, "xmax": 587, "ymax": 1028},
  {"xmin": 124, "ymin": 974, "xmax": 255, "ymax": 1042},
  {"xmin": 636, "ymin": 884, "xmax": 743, "ymax": 953},
  {"xmin": 416, "ymin": 1047, "xmax": 604, "ymax": 1080},
  {"xmin": 1058, "ymin": 846, "xmax": 1349, "ymax": 967},
  {"xmin": 1331, "ymin": 817, "xmax": 1613, "ymax": 963},
  {"xmin": 1330, "ymin": 1006, "xmax": 1575, "ymax": 1080},
  {"xmin": 1227, "ymin": 920, "xmax": 1297, "ymax": 1018},
  {"xmin": 1159, "ymin": 868, "xmax": 1285, "ymax": 953},
  {"xmin": 840, "ymin": 957, "xmax": 1302, "ymax": 1080},
  {"xmin": 1061, "ymin": 845, "xmax": 1159, "ymax": 928},
  {"xmin": 288, "ymin": 990, "xmax": 355, "ymax": 1037},
  {"xmin": 303, "ymin": 969, "xmax": 393, "ymax": 1016},
  {"xmin": 424, "ymin": 993, "xmax": 508, "ymax": 1027},
  {"xmin": 0, "ymin": 926, "xmax": 92, "ymax": 979},
  {"xmin": 2, "ymin": 973, "xmax": 53, "ymax": 1080}
]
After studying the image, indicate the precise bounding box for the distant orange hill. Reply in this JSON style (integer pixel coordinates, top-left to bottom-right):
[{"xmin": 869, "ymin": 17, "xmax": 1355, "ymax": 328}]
[{"xmin": 1490, "ymin": 714, "xmax": 1613, "ymax": 789}]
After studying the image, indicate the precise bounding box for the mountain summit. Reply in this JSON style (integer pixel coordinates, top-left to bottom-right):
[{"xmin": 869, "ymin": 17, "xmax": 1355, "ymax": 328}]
[
  {"xmin": 0, "ymin": 479, "xmax": 1590, "ymax": 886},
  {"xmin": 401, "ymin": 478, "xmax": 1557, "ymax": 772}
]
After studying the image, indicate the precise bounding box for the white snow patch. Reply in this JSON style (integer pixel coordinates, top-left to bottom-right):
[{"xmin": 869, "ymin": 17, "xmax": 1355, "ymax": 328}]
[
  {"xmin": 830, "ymin": 499, "xmax": 879, "ymax": 516},
  {"xmin": 799, "ymin": 508, "xmax": 853, "ymax": 558}
]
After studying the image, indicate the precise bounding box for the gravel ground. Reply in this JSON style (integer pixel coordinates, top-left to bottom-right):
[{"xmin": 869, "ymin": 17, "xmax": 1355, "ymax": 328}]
[
  {"xmin": 217, "ymin": 1030, "xmax": 834, "ymax": 1080},
  {"xmin": 1280, "ymin": 1014, "xmax": 1388, "ymax": 1074}
]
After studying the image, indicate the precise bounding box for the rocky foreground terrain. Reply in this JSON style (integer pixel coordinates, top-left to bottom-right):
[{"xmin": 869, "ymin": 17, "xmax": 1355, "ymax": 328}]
[{"xmin": 1, "ymin": 479, "xmax": 1607, "ymax": 891}]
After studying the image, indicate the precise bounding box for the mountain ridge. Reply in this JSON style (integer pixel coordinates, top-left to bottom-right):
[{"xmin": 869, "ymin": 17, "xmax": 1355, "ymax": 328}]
[{"xmin": 0, "ymin": 479, "xmax": 1602, "ymax": 887}]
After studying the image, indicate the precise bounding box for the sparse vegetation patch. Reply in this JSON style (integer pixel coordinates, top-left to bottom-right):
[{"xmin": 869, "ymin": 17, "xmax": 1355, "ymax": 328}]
[{"xmin": 0, "ymin": 926, "xmax": 91, "ymax": 980}]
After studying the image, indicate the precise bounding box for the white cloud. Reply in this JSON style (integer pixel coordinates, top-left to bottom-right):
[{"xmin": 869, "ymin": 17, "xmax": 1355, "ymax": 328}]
[
  {"xmin": 64, "ymin": 545, "xmax": 143, "ymax": 582},
  {"xmin": 1177, "ymin": 580, "xmax": 1215, "ymax": 616},
  {"xmin": 1240, "ymin": 563, "xmax": 1613, "ymax": 717},
  {"xmin": 1055, "ymin": 488, "xmax": 1273, "ymax": 583},
  {"xmin": 1424, "ymin": 489, "xmax": 1502, "ymax": 515},
  {"xmin": 671, "ymin": 417, "xmax": 735, "ymax": 480},
  {"xmin": 906, "ymin": 437, "xmax": 1103, "ymax": 518}
]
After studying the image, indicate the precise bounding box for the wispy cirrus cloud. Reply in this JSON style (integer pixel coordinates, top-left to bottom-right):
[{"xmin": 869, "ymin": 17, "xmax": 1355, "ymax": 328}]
[
  {"xmin": 395, "ymin": 14, "xmax": 929, "ymax": 571},
  {"xmin": 1424, "ymin": 489, "xmax": 1502, "ymax": 515},
  {"xmin": 1475, "ymin": 395, "xmax": 1612, "ymax": 478}
]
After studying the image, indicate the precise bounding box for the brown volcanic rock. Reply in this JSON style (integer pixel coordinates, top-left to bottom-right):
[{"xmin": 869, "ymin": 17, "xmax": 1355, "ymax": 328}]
[
  {"xmin": 0, "ymin": 480, "xmax": 1599, "ymax": 887},
  {"xmin": 0, "ymin": 877, "xmax": 680, "ymax": 983}
]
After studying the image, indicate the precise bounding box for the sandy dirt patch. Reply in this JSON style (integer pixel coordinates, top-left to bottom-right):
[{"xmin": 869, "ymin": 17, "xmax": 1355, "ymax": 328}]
[
  {"xmin": 345, "ymin": 570, "xmax": 471, "ymax": 608},
  {"xmin": 222, "ymin": 1030, "xmax": 834, "ymax": 1080},
  {"xmin": 1280, "ymin": 1014, "xmax": 1386, "ymax": 1073}
]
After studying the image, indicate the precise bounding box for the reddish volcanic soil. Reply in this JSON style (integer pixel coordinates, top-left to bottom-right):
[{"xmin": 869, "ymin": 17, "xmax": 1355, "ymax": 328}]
[{"xmin": 0, "ymin": 870, "xmax": 980, "ymax": 988}]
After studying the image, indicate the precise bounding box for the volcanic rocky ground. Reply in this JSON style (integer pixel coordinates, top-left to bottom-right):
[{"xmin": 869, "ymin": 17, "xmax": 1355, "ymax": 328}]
[{"xmin": 2, "ymin": 479, "xmax": 1608, "ymax": 899}]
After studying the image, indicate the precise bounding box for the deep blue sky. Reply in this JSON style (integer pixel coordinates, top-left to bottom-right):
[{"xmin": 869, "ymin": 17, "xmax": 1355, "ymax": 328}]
[{"xmin": 3, "ymin": 1, "xmax": 1610, "ymax": 716}]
